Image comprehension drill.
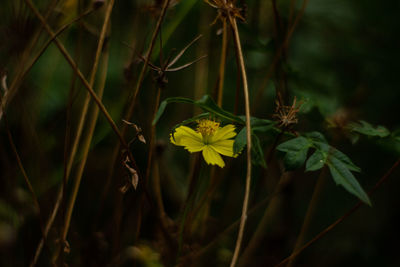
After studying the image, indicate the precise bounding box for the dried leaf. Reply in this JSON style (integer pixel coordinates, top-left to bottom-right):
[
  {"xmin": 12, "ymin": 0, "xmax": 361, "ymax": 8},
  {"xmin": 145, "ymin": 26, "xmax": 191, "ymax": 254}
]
[
  {"xmin": 119, "ymin": 183, "xmax": 130, "ymax": 193},
  {"xmin": 1, "ymin": 75, "xmax": 8, "ymax": 93},
  {"xmin": 63, "ymin": 240, "xmax": 71, "ymax": 254},
  {"xmin": 124, "ymin": 156, "xmax": 139, "ymax": 190},
  {"xmin": 166, "ymin": 35, "xmax": 202, "ymax": 68},
  {"xmin": 138, "ymin": 134, "xmax": 146, "ymax": 144},
  {"xmin": 0, "ymin": 75, "xmax": 9, "ymax": 121},
  {"xmin": 166, "ymin": 55, "xmax": 207, "ymax": 72},
  {"xmin": 122, "ymin": 120, "xmax": 146, "ymax": 144}
]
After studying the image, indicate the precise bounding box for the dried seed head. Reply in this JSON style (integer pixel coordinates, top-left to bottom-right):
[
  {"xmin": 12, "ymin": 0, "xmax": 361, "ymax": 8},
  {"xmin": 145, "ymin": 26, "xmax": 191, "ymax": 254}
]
[{"xmin": 273, "ymin": 96, "xmax": 302, "ymax": 128}]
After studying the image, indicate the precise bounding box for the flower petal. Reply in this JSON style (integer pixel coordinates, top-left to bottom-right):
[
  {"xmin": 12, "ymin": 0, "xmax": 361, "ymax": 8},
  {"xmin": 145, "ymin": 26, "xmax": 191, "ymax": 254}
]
[
  {"xmin": 171, "ymin": 126, "xmax": 203, "ymax": 146},
  {"xmin": 181, "ymin": 137, "xmax": 205, "ymax": 152},
  {"xmin": 210, "ymin": 124, "xmax": 236, "ymax": 143},
  {"xmin": 202, "ymin": 146, "xmax": 225, "ymax": 168},
  {"xmin": 210, "ymin": 139, "xmax": 237, "ymax": 158}
]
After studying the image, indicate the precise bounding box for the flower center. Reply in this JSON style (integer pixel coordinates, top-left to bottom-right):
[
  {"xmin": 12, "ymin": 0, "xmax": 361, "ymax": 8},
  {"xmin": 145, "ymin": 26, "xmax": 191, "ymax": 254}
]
[{"xmin": 196, "ymin": 119, "xmax": 220, "ymax": 142}]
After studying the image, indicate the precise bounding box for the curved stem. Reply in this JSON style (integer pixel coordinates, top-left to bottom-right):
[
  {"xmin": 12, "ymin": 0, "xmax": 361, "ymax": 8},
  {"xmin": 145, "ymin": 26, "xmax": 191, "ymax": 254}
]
[{"xmin": 229, "ymin": 18, "xmax": 252, "ymax": 267}]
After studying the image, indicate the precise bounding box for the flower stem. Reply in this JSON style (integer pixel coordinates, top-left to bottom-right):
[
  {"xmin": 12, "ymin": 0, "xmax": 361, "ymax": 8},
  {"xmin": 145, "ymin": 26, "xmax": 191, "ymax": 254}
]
[{"xmin": 229, "ymin": 17, "xmax": 252, "ymax": 267}]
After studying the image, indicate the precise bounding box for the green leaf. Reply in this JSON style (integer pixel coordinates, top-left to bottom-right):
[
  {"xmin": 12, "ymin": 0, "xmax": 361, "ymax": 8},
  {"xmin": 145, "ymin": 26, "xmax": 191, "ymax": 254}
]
[
  {"xmin": 277, "ymin": 136, "xmax": 311, "ymax": 170},
  {"xmin": 233, "ymin": 119, "xmax": 276, "ymax": 154},
  {"xmin": 252, "ymin": 134, "xmax": 267, "ymax": 168},
  {"xmin": 153, "ymin": 97, "xmax": 195, "ymax": 125},
  {"xmin": 305, "ymin": 150, "xmax": 325, "ymax": 171},
  {"xmin": 276, "ymin": 136, "xmax": 310, "ymax": 152},
  {"xmin": 312, "ymin": 142, "xmax": 361, "ymax": 172},
  {"xmin": 347, "ymin": 120, "xmax": 390, "ymax": 138},
  {"xmin": 153, "ymin": 95, "xmax": 244, "ymax": 125},
  {"xmin": 238, "ymin": 116, "xmax": 273, "ymax": 127},
  {"xmin": 327, "ymin": 157, "xmax": 371, "ymax": 206},
  {"xmin": 328, "ymin": 147, "xmax": 361, "ymax": 172},
  {"xmin": 304, "ymin": 131, "xmax": 328, "ymax": 143},
  {"xmin": 252, "ymin": 120, "xmax": 276, "ymax": 133},
  {"xmin": 234, "ymin": 127, "xmax": 247, "ymax": 154}
]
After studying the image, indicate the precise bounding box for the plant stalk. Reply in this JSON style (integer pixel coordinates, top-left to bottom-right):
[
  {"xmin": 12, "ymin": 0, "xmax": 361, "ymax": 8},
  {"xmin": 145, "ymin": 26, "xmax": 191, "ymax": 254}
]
[{"xmin": 229, "ymin": 17, "xmax": 252, "ymax": 267}]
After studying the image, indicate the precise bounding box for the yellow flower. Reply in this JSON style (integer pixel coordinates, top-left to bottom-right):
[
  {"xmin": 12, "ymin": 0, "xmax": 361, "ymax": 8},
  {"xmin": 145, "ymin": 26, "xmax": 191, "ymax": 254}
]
[{"xmin": 170, "ymin": 119, "xmax": 238, "ymax": 168}]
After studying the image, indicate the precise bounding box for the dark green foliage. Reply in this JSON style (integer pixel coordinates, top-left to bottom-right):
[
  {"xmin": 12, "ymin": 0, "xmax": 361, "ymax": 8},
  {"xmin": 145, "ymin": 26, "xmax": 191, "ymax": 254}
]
[{"xmin": 277, "ymin": 132, "xmax": 371, "ymax": 205}]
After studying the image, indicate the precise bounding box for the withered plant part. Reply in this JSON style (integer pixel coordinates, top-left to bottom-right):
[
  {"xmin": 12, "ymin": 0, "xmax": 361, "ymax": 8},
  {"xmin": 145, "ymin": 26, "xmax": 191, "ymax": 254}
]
[
  {"xmin": 138, "ymin": 35, "xmax": 206, "ymax": 88},
  {"xmin": 205, "ymin": 0, "xmax": 246, "ymax": 25},
  {"xmin": 121, "ymin": 155, "xmax": 140, "ymax": 192},
  {"xmin": 273, "ymin": 96, "xmax": 302, "ymax": 128},
  {"xmin": 122, "ymin": 119, "xmax": 146, "ymax": 145},
  {"xmin": 120, "ymin": 120, "xmax": 146, "ymax": 192},
  {"xmin": 0, "ymin": 74, "xmax": 9, "ymax": 122},
  {"xmin": 143, "ymin": 0, "xmax": 179, "ymax": 18}
]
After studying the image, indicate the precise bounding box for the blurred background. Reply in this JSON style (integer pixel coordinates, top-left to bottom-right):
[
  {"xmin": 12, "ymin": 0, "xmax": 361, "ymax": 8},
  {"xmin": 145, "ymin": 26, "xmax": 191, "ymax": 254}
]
[{"xmin": 1, "ymin": 0, "xmax": 399, "ymax": 266}]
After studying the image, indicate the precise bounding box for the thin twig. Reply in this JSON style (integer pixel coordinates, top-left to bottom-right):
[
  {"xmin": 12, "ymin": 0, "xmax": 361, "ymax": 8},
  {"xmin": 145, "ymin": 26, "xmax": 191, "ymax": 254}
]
[
  {"xmin": 194, "ymin": 7, "xmax": 211, "ymax": 114},
  {"xmin": 229, "ymin": 17, "xmax": 252, "ymax": 267},
  {"xmin": 61, "ymin": 46, "xmax": 110, "ymax": 247},
  {"xmin": 64, "ymin": 5, "xmax": 108, "ymax": 181},
  {"xmin": 99, "ymin": 0, "xmax": 171, "ymax": 245},
  {"xmin": 17, "ymin": 7, "xmax": 96, "ymax": 96},
  {"xmin": 23, "ymin": 0, "xmax": 130, "ymax": 153},
  {"xmin": 4, "ymin": 116, "xmax": 42, "ymax": 227},
  {"xmin": 123, "ymin": 0, "xmax": 171, "ymax": 126},
  {"xmin": 145, "ymin": 86, "xmax": 162, "ymax": 212},
  {"xmin": 238, "ymin": 173, "xmax": 292, "ymax": 266},
  {"xmin": 7, "ymin": 0, "xmax": 59, "ymax": 116},
  {"xmin": 24, "ymin": 0, "xmax": 120, "ymax": 264},
  {"xmin": 286, "ymin": 168, "xmax": 327, "ymax": 267},
  {"xmin": 274, "ymin": 158, "xmax": 400, "ymax": 267},
  {"xmin": 252, "ymin": 0, "xmax": 309, "ymax": 112},
  {"xmin": 59, "ymin": 0, "xmax": 115, "ymax": 255},
  {"xmin": 217, "ymin": 19, "xmax": 228, "ymax": 106},
  {"xmin": 179, "ymin": 174, "xmax": 293, "ymax": 265}
]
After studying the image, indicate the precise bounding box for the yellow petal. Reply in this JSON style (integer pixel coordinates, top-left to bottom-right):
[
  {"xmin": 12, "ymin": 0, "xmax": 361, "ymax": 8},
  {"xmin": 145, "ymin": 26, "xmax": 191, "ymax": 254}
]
[
  {"xmin": 171, "ymin": 126, "xmax": 203, "ymax": 146},
  {"xmin": 181, "ymin": 137, "xmax": 205, "ymax": 152},
  {"xmin": 210, "ymin": 139, "xmax": 237, "ymax": 158},
  {"xmin": 210, "ymin": 124, "xmax": 236, "ymax": 143},
  {"xmin": 202, "ymin": 146, "xmax": 225, "ymax": 168}
]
